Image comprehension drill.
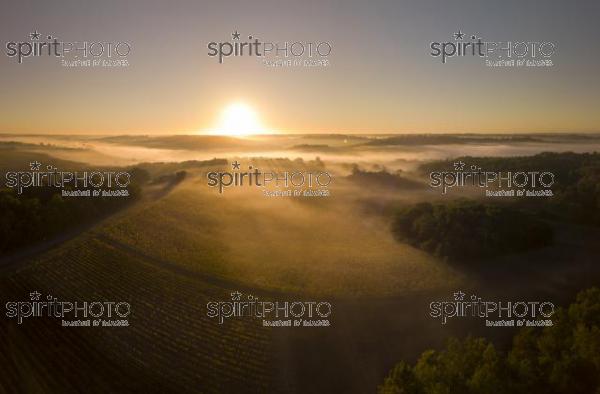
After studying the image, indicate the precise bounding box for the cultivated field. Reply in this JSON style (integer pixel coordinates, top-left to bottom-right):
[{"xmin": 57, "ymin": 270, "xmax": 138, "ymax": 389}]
[{"xmin": 1, "ymin": 134, "xmax": 599, "ymax": 392}]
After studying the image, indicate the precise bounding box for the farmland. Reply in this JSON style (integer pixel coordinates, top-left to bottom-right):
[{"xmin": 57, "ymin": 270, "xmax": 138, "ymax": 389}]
[
  {"xmin": 1, "ymin": 134, "xmax": 600, "ymax": 392},
  {"xmin": 0, "ymin": 232, "xmax": 274, "ymax": 392}
]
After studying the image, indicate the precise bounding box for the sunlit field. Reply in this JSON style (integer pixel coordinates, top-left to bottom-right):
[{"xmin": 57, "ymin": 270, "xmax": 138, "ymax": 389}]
[
  {"xmin": 101, "ymin": 170, "xmax": 458, "ymax": 297},
  {"xmin": 1, "ymin": 133, "xmax": 600, "ymax": 392}
]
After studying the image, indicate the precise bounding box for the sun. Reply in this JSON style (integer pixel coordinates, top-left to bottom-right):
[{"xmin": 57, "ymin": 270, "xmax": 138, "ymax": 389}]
[{"xmin": 211, "ymin": 102, "xmax": 264, "ymax": 137}]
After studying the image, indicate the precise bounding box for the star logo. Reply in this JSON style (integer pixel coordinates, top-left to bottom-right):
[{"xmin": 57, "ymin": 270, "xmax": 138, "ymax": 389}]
[
  {"xmin": 231, "ymin": 160, "xmax": 241, "ymax": 170},
  {"xmin": 30, "ymin": 30, "xmax": 41, "ymax": 40},
  {"xmin": 232, "ymin": 31, "xmax": 241, "ymax": 40},
  {"xmin": 30, "ymin": 291, "xmax": 42, "ymax": 301},
  {"xmin": 454, "ymin": 30, "xmax": 465, "ymax": 40},
  {"xmin": 453, "ymin": 291, "xmax": 465, "ymax": 301},
  {"xmin": 453, "ymin": 161, "xmax": 465, "ymax": 171},
  {"xmin": 30, "ymin": 161, "xmax": 42, "ymax": 171},
  {"xmin": 231, "ymin": 291, "xmax": 242, "ymax": 301}
]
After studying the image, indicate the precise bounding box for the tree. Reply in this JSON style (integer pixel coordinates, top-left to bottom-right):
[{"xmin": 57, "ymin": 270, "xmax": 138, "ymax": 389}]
[
  {"xmin": 379, "ymin": 288, "xmax": 600, "ymax": 394},
  {"xmin": 391, "ymin": 200, "xmax": 553, "ymax": 261}
]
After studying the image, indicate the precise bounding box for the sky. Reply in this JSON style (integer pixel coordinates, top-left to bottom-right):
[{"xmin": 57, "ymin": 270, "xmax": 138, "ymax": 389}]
[{"xmin": 0, "ymin": 0, "xmax": 599, "ymax": 134}]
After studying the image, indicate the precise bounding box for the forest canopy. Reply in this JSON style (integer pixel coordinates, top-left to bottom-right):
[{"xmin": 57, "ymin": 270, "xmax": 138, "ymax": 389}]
[
  {"xmin": 379, "ymin": 287, "xmax": 600, "ymax": 394},
  {"xmin": 391, "ymin": 200, "xmax": 553, "ymax": 261}
]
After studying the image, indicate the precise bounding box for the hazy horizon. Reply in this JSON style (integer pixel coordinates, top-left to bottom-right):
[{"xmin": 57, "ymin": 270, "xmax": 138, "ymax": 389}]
[{"xmin": 1, "ymin": 130, "xmax": 600, "ymax": 136}]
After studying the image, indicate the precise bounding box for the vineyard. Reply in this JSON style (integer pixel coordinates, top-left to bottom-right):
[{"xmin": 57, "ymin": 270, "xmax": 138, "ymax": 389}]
[
  {"xmin": 0, "ymin": 231, "xmax": 274, "ymax": 393},
  {"xmin": 0, "ymin": 149, "xmax": 466, "ymax": 392},
  {"xmin": 100, "ymin": 176, "xmax": 460, "ymax": 297}
]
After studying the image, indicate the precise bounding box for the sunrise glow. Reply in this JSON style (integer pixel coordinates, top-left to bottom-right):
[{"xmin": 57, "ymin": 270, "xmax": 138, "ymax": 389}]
[{"xmin": 208, "ymin": 102, "xmax": 265, "ymax": 137}]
